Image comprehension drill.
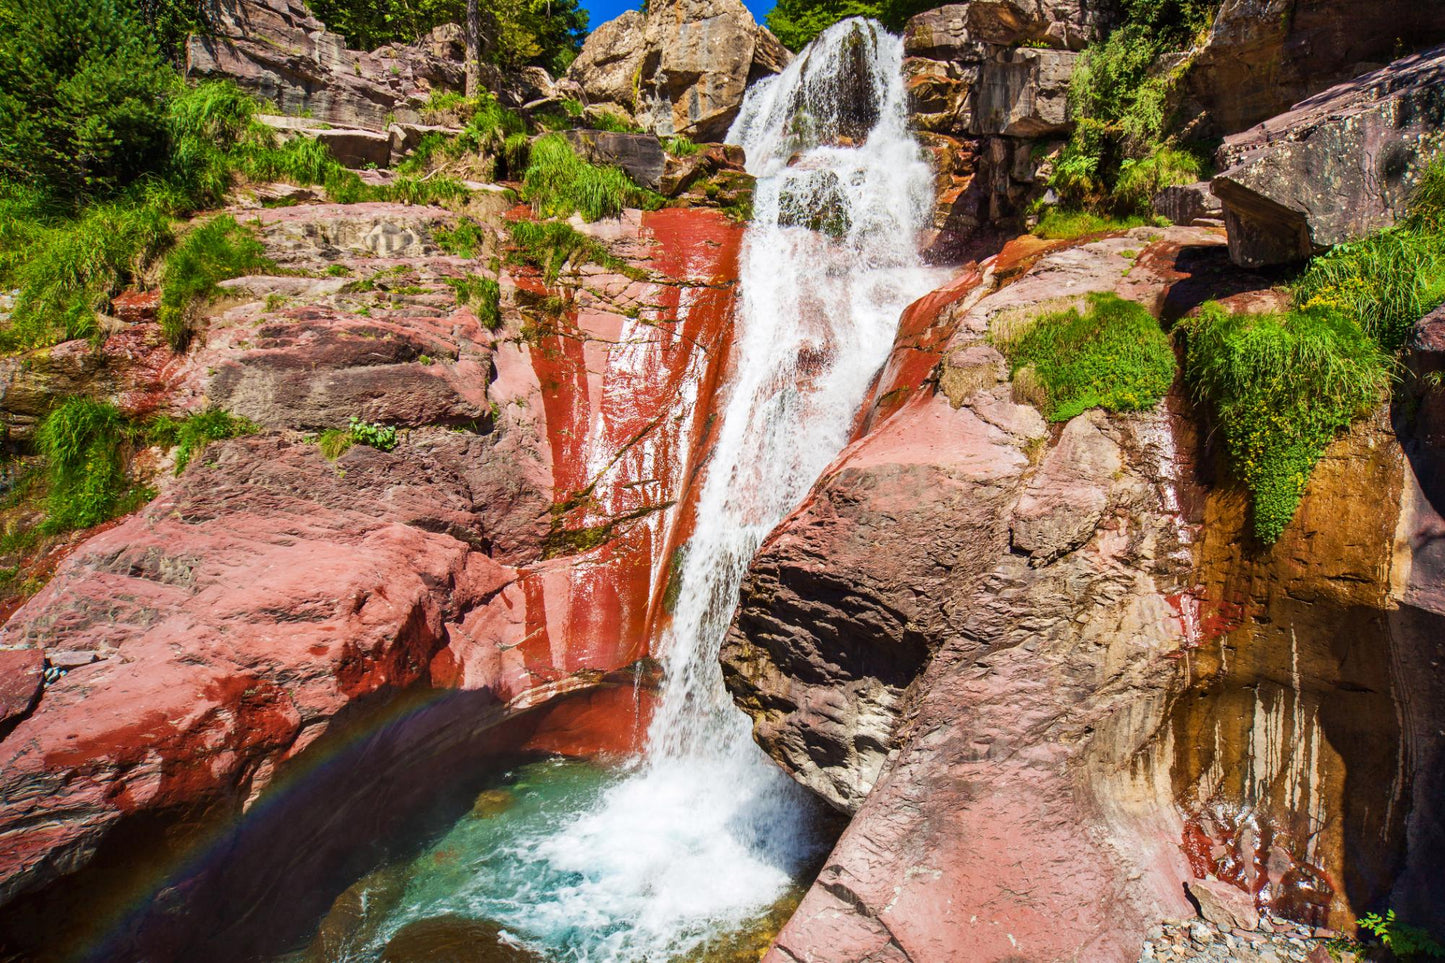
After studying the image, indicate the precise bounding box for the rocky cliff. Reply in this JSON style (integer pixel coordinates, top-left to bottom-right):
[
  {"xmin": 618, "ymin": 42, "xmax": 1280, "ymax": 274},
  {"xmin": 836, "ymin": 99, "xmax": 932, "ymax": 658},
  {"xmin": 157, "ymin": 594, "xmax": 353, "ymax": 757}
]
[
  {"xmin": 721, "ymin": 225, "xmax": 1445, "ymax": 959},
  {"xmin": 0, "ymin": 194, "xmax": 747, "ymax": 959}
]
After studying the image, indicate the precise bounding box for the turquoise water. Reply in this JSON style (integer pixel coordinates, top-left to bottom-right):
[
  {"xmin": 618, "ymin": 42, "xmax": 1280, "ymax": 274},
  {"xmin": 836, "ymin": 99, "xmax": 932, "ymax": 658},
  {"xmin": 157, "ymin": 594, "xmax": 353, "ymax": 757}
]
[{"xmin": 298, "ymin": 757, "xmax": 812, "ymax": 963}]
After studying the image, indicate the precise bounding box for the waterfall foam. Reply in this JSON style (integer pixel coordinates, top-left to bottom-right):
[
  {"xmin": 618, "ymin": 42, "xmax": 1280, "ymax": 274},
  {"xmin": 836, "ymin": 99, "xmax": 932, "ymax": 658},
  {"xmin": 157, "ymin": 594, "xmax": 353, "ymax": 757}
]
[{"xmin": 360, "ymin": 19, "xmax": 949, "ymax": 961}]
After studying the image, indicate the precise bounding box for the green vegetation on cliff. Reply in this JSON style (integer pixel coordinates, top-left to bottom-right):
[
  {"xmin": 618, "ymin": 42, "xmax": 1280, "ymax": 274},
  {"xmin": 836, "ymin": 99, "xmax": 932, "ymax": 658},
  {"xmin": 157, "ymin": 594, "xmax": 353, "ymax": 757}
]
[
  {"xmin": 522, "ymin": 133, "xmax": 661, "ymax": 221},
  {"xmin": 1181, "ymin": 158, "xmax": 1445, "ymax": 543},
  {"xmin": 996, "ymin": 292, "xmax": 1176, "ymax": 421},
  {"xmin": 1044, "ymin": 0, "xmax": 1213, "ymax": 218}
]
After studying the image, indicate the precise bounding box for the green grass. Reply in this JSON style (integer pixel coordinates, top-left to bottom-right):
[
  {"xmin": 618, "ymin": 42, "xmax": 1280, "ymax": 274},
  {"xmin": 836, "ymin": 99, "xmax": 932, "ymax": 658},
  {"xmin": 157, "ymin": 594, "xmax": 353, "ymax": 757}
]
[
  {"xmin": 447, "ymin": 275, "xmax": 502, "ymax": 330},
  {"xmin": 587, "ymin": 110, "xmax": 643, "ymax": 134},
  {"xmin": 1033, "ymin": 208, "xmax": 1157, "ymax": 240},
  {"xmin": 1181, "ymin": 302, "xmax": 1391, "ymax": 543},
  {"xmin": 996, "ymin": 292, "xmax": 1176, "ymax": 421},
  {"xmin": 34, "ymin": 397, "xmax": 146, "ymax": 532},
  {"xmin": 157, "ymin": 215, "xmax": 272, "ymax": 349},
  {"xmin": 435, "ymin": 218, "xmax": 488, "ymax": 258},
  {"xmin": 521, "ymin": 133, "xmax": 658, "ymax": 222},
  {"xmin": 147, "ymin": 408, "xmax": 259, "ymax": 474},
  {"xmin": 507, "ymin": 219, "xmax": 644, "ymax": 284},
  {"xmin": 1293, "ymin": 224, "xmax": 1445, "ymax": 353},
  {"xmin": 663, "ymin": 137, "xmax": 701, "ymax": 159}
]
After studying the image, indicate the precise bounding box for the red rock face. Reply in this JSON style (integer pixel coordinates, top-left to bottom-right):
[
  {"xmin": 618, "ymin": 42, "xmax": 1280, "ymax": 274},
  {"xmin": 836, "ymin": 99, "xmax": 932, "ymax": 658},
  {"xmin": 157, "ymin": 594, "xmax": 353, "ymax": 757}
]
[{"xmin": 0, "ymin": 201, "xmax": 744, "ymax": 958}]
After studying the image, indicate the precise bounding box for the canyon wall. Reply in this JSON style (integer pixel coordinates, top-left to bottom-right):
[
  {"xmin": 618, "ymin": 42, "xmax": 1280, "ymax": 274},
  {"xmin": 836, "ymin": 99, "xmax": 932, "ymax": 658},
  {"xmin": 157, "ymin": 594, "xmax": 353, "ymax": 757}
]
[{"xmin": 0, "ymin": 198, "xmax": 745, "ymax": 960}]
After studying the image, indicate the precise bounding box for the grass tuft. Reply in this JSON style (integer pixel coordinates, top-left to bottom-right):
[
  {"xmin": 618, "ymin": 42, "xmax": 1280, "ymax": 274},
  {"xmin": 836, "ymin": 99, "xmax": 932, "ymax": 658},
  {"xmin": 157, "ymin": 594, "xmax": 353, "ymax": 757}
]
[
  {"xmin": 147, "ymin": 408, "xmax": 259, "ymax": 474},
  {"xmin": 448, "ymin": 275, "xmax": 503, "ymax": 330},
  {"xmin": 35, "ymin": 397, "xmax": 144, "ymax": 532},
  {"xmin": 157, "ymin": 216, "xmax": 271, "ymax": 350},
  {"xmin": 995, "ymin": 292, "xmax": 1176, "ymax": 422},
  {"xmin": 521, "ymin": 133, "xmax": 658, "ymax": 222},
  {"xmin": 507, "ymin": 219, "xmax": 644, "ymax": 283}
]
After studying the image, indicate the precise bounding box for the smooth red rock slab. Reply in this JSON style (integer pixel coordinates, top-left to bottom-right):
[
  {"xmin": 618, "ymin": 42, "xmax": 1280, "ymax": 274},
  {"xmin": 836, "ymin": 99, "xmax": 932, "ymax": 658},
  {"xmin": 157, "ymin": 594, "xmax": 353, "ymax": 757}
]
[{"xmin": 0, "ymin": 649, "xmax": 42, "ymax": 730}]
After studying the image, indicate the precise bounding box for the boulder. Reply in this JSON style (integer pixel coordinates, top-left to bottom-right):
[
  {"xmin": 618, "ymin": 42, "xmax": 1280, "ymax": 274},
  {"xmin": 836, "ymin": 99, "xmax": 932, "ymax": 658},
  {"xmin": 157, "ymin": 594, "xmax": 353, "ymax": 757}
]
[
  {"xmin": 1154, "ymin": 181, "xmax": 1224, "ymax": 226},
  {"xmin": 1187, "ymin": 878, "xmax": 1261, "ymax": 932},
  {"xmin": 568, "ymin": 0, "xmax": 791, "ymax": 141},
  {"xmin": 1183, "ymin": 0, "xmax": 1445, "ymax": 139},
  {"xmin": 1213, "ymin": 44, "xmax": 1445, "ymax": 267},
  {"xmin": 904, "ymin": 1, "xmax": 1100, "ymax": 55},
  {"xmin": 563, "ymin": 130, "xmax": 667, "ymax": 190}
]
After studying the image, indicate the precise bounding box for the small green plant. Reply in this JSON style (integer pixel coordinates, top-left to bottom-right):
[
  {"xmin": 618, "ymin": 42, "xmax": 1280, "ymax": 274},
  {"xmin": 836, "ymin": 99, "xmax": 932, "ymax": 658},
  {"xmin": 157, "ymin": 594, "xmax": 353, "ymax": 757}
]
[
  {"xmin": 325, "ymin": 264, "xmax": 352, "ymax": 277},
  {"xmin": 347, "ymin": 416, "xmax": 398, "ymax": 451},
  {"xmin": 435, "ymin": 218, "xmax": 488, "ymax": 259},
  {"xmin": 447, "ymin": 274, "xmax": 503, "ymax": 330},
  {"xmin": 147, "ymin": 408, "xmax": 259, "ymax": 474},
  {"xmin": 663, "ymin": 136, "xmax": 701, "ymax": 158},
  {"xmin": 317, "ymin": 428, "xmax": 353, "ymax": 460},
  {"xmin": 34, "ymin": 397, "xmax": 145, "ymax": 532},
  {"xmin": 1358, "ymin": 910, "xmax": 1445, "ymax": 960},
  {"xmin": 157, "ymin": 215, "xmax": 271, "ymax": 349},
  {"xmin": 587, "ymin": 110, "xmax": 643, "ymax": 134},
  {"xmin": 995, "ymin": 291, "xmax": 1176, "ymax": 421}
]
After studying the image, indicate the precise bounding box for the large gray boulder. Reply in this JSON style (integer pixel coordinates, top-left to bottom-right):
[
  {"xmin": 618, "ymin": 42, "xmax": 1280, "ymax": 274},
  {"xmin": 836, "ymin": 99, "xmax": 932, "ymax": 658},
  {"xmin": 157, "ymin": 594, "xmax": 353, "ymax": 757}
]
[
  {"xmin": 567, "ymin": 0, "xmax": 792, "ymax": 141},
  {"xmin": 1213, "ymin": 44, "xmax": 1445, "ymax": 268}
]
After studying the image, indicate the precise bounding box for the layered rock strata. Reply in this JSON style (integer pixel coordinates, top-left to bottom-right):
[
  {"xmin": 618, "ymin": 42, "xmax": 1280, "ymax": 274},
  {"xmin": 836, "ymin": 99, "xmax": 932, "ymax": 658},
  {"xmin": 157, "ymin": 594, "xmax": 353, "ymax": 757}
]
[
  {"xmin": 901, "ymin": 2, "xmax": 1096, "ymax": 255},
  {"xmin": 0, "ymin": 197, "xmax": 745, "ymax": 960}
]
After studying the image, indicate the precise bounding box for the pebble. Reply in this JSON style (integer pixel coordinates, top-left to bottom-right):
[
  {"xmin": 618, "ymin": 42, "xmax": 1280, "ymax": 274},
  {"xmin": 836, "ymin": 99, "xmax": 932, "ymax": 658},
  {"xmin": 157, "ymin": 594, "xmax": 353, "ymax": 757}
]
[{"xmin": 1137, "ymin": 915, "xmax": 1351, "ymax": 963}]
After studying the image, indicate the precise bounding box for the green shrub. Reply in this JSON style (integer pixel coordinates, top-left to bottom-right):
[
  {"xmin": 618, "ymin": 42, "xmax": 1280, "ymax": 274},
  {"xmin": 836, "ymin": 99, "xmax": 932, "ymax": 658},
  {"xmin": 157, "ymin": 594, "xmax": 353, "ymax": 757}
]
[
  {"xmin": 448, "ymin": 275, "xmax": 503, "ymax": 330},
  {"xmin": 996, "ymin": 291, "xmax": 1176, "ymax": 421},
  {"xmin": 1181, "ymin": 302, "xmax": 1390, "ymax": 543},
  {"xmin": 521, "ymin": 133, "xmax": 655, "ymax": 222},
  {"xmin": 157, "ymin": 215, "xmax": 271, "ymax": 349},
  {"xmin": 507, "ymin": 219, "xmax": 642, "ymax": 283},
  {"xmin": 1113, "ymin": 148, "xmax": 1206, "ymax": 215},
  {"xmin": 148, "ymin": 408, "xmax": 259, "ymax": 474},
  {"xmin": 35, "ymin": 397, "xmax": 144, "ymax": 531},
  {"xmin": 0, "ymin": 0, "xmax": 177, "ymax": 205},
  {"xmin": 765, "ymin": 0, "xmax": 935, "ymax": 51},
  {"xmin": 587, "ymin": 110, "xmax": 642, "ymax": 134}
]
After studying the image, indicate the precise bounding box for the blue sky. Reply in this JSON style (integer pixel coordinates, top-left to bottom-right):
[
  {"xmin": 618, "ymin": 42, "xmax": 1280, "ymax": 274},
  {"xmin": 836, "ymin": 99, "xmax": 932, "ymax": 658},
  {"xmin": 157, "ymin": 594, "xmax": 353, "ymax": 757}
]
[{"xmin": 579, "ymin": 0, "xmax": 777, "ymax": 30}]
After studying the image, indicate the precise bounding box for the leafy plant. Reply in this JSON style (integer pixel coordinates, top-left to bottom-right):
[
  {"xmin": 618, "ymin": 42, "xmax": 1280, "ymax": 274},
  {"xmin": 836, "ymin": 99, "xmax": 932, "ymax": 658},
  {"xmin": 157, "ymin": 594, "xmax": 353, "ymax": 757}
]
[
  {"xmin": 347, "ymin": 416, "xmax": 398, "ymax": 451},
  {"xmin": 1181, "ymin": 302, "xmax": 1390, "ymax": 543},
  {"xmin": 663, "ymin": 136, "xmax": 701, "ymax": 158},
  {"xmin": 157, "ymin": 215, "xmax": 271, "ymax": 349},
  {"xmin": 1358, "ymin": 910, "xmax": 1445, "ymax": 960},
  {"xmin": 995, "ymin": 291, "xmax": 1176, "ymax": 421}
]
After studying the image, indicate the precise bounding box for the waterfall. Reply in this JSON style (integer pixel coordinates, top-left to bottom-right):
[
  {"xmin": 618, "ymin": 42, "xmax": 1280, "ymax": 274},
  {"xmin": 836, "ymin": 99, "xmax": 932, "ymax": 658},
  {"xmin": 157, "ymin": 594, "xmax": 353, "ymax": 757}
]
[{"xmin": 365, "ymin": 20, "xmax": 947, "ymax": 961}]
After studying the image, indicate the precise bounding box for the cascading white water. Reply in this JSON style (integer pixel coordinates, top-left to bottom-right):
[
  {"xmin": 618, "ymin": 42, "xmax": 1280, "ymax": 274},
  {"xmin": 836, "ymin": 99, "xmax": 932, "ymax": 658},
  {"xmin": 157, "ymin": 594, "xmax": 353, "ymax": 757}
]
[{"xmin": 357, "ymin": 20, "xmax": 948, "ymax": 961}]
